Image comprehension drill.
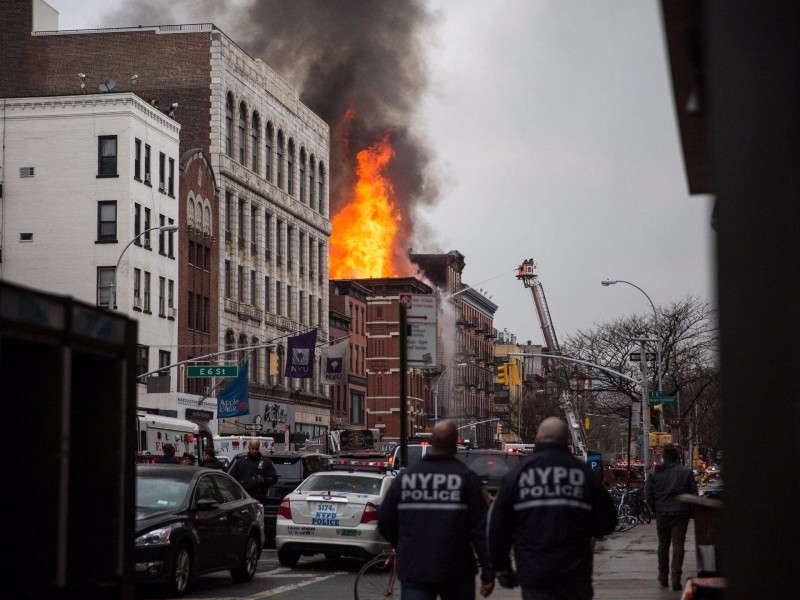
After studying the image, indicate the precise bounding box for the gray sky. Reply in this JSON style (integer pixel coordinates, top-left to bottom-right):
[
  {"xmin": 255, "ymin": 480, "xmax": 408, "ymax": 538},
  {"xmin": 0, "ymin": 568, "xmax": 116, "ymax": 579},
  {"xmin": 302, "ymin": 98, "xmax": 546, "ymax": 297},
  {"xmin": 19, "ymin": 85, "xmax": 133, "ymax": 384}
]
[{"xmin": 45, "ymin": 0, "xmax": 715, "ymax": 346}]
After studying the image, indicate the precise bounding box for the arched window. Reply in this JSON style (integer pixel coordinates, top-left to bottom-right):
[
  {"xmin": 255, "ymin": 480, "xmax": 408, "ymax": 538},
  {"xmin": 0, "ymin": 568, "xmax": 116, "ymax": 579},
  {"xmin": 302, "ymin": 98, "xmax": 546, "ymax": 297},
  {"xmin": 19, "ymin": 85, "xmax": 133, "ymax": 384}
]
[
  {"xmin": 318, "ymin": 162, "xmax": 326, "ymax": 216},
  {"xmin": 251, "ymin": 112, "xmax": 260, "ymax": 172},
  {"xmin": 265, "ymin": 122, "xmax": 273, "ymax": 182},
  {"xmin": 299, "ymin": 148, "xmax": 306, "ymax": 203},
  {"xmin": 251, "ymin": 336, "xmax": 259, "ymax": 383},
  {"xmin": 188, "ymin": 197, "xmax": 196, "ymax": 228},
  {"xmin": 225, "ymin": 330, "xmax": 235, "ymax": 354},
  {"xmin": 287, "ymin": 139, "xmax": 295, "ymax": 197},
  {"xmin": 238, "ymin": 333, "xmax": 248, "ymax": 365},
  {"xmin": 277, "ymin": 131, "xmax": 285, "ymax": 190},
  {"xmin": 238, "ymin": 102, "xmax": 248, "ymax": 164},
  {"xmin": 195, "ymin": 201, "xmax": 202, "ymax": 230},
  {"xmin": 309, "ymin": 156, "xmax": 316, "ymax": 211},
  {"xmin": 225, "ymin": 92, "xmax": 234, "ymax": 157},
  {"xmin": 203, "ymin": 205, "xmax": 212, "ymax": 236}
]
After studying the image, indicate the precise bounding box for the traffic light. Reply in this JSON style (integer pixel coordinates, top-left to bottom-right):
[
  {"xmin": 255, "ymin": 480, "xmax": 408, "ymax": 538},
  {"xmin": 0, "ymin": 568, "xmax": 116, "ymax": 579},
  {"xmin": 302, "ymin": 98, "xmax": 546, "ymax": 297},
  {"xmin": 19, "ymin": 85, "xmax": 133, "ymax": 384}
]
[
  {"xmin": 648, "ymin": 432, "xmax": 658, "ymax": 447},
  {"xmin": 496, "ymin": 364, "xmax": 509, "ymax": 385},
  {"xmin": 509, "ymin": 363, "xmax": 521, "ymax": 385}
]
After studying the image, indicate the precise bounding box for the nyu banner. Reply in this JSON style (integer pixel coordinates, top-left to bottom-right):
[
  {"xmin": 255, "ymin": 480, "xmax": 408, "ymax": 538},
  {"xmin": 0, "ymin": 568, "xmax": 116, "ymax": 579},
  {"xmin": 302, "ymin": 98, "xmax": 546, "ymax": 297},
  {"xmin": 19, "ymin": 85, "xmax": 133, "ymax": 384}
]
[
  {"xmin": 320, "ymin": 339, "xmax": 349, "ymax": 385},
  {"xmin": 285, "ymin": 330, "xmax": 317, "ymax": 379},
  {"xmin": 216, "ymin": 360, "xmax": 250, "ymax": 418}
]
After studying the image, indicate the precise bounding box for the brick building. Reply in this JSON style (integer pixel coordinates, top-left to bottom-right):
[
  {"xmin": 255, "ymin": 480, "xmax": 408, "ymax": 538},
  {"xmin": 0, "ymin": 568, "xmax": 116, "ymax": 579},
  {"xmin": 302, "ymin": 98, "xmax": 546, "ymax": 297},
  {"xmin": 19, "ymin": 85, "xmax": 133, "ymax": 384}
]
[{"xmin": 1, "ymin": 1, "xmax": 332, "ymax": 437}]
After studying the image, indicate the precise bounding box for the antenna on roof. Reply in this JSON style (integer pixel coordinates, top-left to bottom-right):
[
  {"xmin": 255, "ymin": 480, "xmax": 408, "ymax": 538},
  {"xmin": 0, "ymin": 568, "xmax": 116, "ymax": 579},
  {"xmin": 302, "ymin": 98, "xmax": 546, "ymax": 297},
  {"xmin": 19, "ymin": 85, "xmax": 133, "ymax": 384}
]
[{"xmin": 98, "ymin": 79, "xmax": 117, "ymax": 93}]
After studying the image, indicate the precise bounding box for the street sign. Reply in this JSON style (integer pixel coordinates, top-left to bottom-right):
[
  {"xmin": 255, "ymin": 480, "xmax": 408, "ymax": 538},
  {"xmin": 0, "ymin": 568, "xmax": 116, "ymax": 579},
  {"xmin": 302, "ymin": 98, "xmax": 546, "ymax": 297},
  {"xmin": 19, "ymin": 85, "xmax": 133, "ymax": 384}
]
[
  {"xmin": 665, "ymin": 417, "xmax": 684, "ymax": 426},
  {"xmin": 629, "ymin": 352, "xmax": 657, "ymax": 362},
  {"xmin": 648, "ymin": 390, "xmax": 677, "ymax": 405},
  {"xmin": 244, "ymin": 422, "xmax": 262, "ymax": 431},
  {"xmin": 401, "ymin": 294, "xmax": 438, "ymax": 367},
  {"xmin": 187, "ymin": 365, "xmax": 238, "ymax": 378}
]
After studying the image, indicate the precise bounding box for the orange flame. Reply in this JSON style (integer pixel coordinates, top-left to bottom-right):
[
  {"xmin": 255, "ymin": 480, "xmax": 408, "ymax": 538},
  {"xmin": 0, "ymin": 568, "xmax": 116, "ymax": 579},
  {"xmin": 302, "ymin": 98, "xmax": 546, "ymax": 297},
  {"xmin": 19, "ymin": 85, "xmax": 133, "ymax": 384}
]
[{"xmin": 329, "ymin": 132, "xmax": 401, "ymax": 278}]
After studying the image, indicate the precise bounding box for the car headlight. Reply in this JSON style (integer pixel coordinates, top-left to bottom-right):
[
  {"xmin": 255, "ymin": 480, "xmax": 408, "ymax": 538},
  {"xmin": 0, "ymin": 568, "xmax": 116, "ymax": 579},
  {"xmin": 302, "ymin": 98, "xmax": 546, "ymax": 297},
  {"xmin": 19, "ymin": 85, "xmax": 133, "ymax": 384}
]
[{"xmin": 136, "ymin": 526, "xmax": 172, "ymax": 547}]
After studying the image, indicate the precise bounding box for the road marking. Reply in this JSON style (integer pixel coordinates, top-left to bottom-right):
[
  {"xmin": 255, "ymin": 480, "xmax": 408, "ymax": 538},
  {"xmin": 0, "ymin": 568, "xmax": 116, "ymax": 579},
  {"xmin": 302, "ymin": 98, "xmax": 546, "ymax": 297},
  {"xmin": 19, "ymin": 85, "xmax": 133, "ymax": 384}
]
[{"xmin": 239, "ymin": 572, "xmax": 348, "ymax": 598}]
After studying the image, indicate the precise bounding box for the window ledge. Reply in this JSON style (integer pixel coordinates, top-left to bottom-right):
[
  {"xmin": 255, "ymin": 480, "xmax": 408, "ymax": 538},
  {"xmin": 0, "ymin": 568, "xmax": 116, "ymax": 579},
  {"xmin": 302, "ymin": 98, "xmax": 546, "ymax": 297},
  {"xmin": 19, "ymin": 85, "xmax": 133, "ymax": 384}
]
[
  {"xmin": 134, "ymin": 176, "xmax": 142, "ymax": 182},
  {"xmin": 143, "ymin": 310, "xmax": 152, "ymax": 315},
  {"xmin": 167, "ymin": 315, "xmax": 175, "ymax": 321},
  {"xmin": 95, "ymin": 239, "xmax": 118, "ymax": 244},
  {"xmin": 96, "ymin": 173, "xmax": 119, "ymax": 179},
  {"xmin": 133, "ymin": 306, "xmax": 143, "ymax": 313},
  {"xmin": 144, "ymin": 180, "xmax": 152, "ymax": 187},
  {"xmin": 168, "ymin": 193, "xmax": 175, "ymax": 199}
]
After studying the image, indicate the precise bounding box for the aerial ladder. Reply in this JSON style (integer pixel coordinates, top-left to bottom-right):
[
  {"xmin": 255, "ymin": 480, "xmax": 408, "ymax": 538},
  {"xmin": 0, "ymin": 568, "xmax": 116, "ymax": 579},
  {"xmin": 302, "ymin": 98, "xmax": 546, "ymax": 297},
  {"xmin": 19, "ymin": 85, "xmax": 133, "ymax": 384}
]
[{"xmin": 516, "ymin": 259, "xmax": 589, "ymax": 459}]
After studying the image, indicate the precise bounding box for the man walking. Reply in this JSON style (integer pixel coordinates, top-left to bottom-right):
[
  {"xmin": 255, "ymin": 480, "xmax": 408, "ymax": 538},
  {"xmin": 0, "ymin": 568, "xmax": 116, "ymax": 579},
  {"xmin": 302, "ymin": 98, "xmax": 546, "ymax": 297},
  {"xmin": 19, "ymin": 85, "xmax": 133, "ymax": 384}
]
[
  {"xmin": 645, "ymin": 443, "xmax": 698, "ymax": 591},
  {"xmin": 378, "ymin": 420, "xmax": 495, "ymax": 599},
  {"xmin": 200, "ymin": 447, "xmax": 226, "ymax": 470},
  {"xmin": 228, "ymin": 439, "xmax": 278, "ymax": 505},
  {"xmin": 488, "ymin": 416, "xmax": 617, "ymax": 599},
  {"xmin": 155, "ymin": 443, "xmax": 180, "ymax": 464}
]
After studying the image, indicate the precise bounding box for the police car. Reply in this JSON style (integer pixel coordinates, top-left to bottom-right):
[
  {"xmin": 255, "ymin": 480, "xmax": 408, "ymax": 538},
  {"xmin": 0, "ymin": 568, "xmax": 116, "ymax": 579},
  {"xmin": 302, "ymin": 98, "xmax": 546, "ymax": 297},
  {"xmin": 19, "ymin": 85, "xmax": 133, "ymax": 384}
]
[{"xmin": 274, "ymin": 466, "xmax": 396, "ymax": 567}]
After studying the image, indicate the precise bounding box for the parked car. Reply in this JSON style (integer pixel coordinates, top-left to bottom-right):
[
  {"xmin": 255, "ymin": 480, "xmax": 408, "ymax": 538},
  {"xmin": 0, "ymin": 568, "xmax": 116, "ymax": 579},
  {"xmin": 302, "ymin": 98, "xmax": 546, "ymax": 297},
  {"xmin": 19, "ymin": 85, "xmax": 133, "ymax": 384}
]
[
  {"xmin": 274, "ymin": 467, "xmax": 396, "ymax": 567},
  {"xmin": 698, "ymin": 478, "xmax": 724, "ymax": 500},
  {"xmin": 606, "ymin": 466, "xmax": 646, "ymax": 487},
  {"xmin": 134, "ymin": 464, "xmax": 264, "ymax": 597},
  {"xmin": 228, "ymin": 450, "xmax": 333, "ymax": 545}
]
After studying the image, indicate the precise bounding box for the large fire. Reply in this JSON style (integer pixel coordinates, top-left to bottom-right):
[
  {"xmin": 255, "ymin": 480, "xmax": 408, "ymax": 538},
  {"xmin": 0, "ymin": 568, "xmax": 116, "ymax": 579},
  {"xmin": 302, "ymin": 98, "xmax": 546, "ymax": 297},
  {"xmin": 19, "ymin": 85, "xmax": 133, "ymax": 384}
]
[{"xmin": 329, "ymin": 132, "xmax": 402, "ymax": 278}]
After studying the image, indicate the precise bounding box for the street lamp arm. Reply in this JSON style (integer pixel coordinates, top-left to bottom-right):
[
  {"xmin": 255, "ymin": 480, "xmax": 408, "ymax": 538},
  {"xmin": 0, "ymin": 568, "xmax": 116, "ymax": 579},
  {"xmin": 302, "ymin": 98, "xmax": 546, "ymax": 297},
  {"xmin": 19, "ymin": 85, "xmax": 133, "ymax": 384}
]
[
  {"xmin": 137, "ymin": 342, "xmax": 278, "ymax": 380},
  {"xmin": 113, "ymin": 224, "xmax": 179, "ymax": 309},
  {"xmin": 507, "ymin": 352, "xmax": 641, "ymax": 385}
]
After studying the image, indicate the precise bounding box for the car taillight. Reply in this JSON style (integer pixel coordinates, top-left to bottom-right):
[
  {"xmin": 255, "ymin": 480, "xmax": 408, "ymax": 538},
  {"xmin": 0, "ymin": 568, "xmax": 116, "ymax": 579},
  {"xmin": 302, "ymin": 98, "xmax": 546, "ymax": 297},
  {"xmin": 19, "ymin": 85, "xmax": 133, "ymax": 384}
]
[
  {"xmin": 360, "ymin": 501, "xmax": 378, "ymax": 524},
  {"xmin": 278, "ymin": 497, "xmax": 292, "ymax": 520}
]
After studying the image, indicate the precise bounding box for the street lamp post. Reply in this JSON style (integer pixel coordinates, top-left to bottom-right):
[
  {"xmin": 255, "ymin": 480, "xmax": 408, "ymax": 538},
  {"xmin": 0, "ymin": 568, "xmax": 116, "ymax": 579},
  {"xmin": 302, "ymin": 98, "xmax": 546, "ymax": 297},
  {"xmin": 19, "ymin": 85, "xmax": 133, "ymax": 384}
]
[
  {"xmin": 113, "ymin": 224, "xmax": 179, "ymax": 309},
  {"xmin": 434, "ymin": 362, "xmax": 467, "ymax": 422}
]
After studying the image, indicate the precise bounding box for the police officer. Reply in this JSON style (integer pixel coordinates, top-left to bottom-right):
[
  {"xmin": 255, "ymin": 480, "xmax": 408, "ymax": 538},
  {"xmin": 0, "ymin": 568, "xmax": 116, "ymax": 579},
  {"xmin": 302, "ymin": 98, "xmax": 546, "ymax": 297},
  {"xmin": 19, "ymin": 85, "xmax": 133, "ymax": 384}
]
[
  {"xmin": 378, "ymin": 420, "xmax": 495, "ymax": 599},
  {"xmin": 488, "ymin": 417, "xmax": 617, "ymax": 599},
  {"xmin": 228, "ymin": 439, "xmax": 278, "ymax": 505}
]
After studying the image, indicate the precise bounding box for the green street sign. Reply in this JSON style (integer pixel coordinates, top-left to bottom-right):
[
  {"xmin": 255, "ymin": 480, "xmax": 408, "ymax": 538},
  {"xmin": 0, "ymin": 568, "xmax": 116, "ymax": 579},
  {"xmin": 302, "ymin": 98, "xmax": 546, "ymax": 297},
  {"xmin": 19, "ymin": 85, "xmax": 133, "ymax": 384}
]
[
  {"xmin": 648, "ymin": 390, "xmax": 677, "ymax": 405},
  {"xmin": 187, "ymin": 365, "xmax": 238, "ymax": 378}
]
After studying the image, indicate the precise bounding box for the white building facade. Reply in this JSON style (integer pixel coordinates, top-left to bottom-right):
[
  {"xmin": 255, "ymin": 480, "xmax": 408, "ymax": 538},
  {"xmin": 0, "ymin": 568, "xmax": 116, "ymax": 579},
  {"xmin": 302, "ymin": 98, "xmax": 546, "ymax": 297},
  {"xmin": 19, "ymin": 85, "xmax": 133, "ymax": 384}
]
[{"xmin": 0, "ymin": 93, "xmax": 180, "ymax": 411}]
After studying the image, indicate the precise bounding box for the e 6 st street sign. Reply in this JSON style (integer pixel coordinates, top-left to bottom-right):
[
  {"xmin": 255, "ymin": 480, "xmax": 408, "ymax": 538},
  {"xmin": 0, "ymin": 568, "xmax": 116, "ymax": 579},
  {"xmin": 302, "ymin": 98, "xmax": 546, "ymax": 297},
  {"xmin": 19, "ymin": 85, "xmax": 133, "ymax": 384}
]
[
  {"xmin": 187, "ymin": 365, "xmax": 238, "ymax": 378},
  {"xmin": 629, "ymin": 352, "xmax": 657, "ymax": 362}
]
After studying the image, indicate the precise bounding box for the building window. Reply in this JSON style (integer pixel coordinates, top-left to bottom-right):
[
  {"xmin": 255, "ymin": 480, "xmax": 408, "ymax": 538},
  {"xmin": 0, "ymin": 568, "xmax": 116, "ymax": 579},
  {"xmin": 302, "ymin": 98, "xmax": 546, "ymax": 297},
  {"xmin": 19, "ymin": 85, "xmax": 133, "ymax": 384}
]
[
  {"xmin": 188, "ymin": 241, "xmax": 195, "ymax": 265},
  {"xmin": 195, "ymin": 293, "xmax": 203, "ymax": 331},
  {"xmin": 250, "ymin": 207, "xmax": 257, "ymax": 254},
  {"xmin": 265, "ymin": 123, "xmax": 273, "ymax": 182},
  {"xmin": 277, "ymin": 220, "xmax": 284, "ymax": 264},
  {"xmin": 98, "ymin": 135, "xmax": 117, "ymax": 177},
  {"xmin": 187, "ymin": 292, "xmax": 194, "ymax": 329},
  {"xmin": 97, "ymin": 201, "xmax": 117, "ymax": 242},
  {"xmin": 351, "ymin": 392, "xmax": 364, "ymax": 425},
  {"xmin": 143, "ymin": 208, "xmax": 151, "ymax": 249},
  {"xmin": 264, "ymin": 276, "xmax": 271, "ymax": 310},
  {"xmin": 159, "ymin": 214, "xmax": 166, "ymax": 254},
  {"xmin": 276, "ymin": 280, "xmax": 282, "ymax": 315},
  {"xmin": 238, "ymin": 199, "xmax": 245, "ymax": 247},
  {"xmin": 238, "ymin": 102, "xmax": 247, "ymax": 164},
  {"xmin": 158, "ymin": 276, "xmax": 166, "ymax": 317},
  {"xmin": 168, "ymin": 218, "xmax": 175, "ymax": 258},
  {"xmin": 299, "ymin": 151, "xmax": 306, "ymax": 203},
  {"xmin": 158, "ymin": 152, "xmax": 166, "ymax": 191},
  {"xmin": 250, "ymin": 270, "xmax": 257, "ymax": 305},
  {"xmin": 204, "ymin": 297, "xmax": 210, "ymax": 333},
  {"xmin": 251, "ymin": 113, "xmax": 260, "ymax": 172},
  {"xmin": 265, "ymin": 213, "xmax": 272, "ymax": 260},
  {"xmin": 144, "ymin": 144, "xmax": 151, "ymax": 184},
  {"xmin": 225, "ymin": 191, "xmax": 233, "ymax": 239},
  {"xmin": 225, "ymin": 92, "xmax": 233, "ymax": 157},
  {"xmin": 134, "ymin": 269, "xmax": 141, "ymax": 303},
  {"xmin": 318, "ymin": 163, "xmax": 325, "ymax": 215},
  {"xmin": 143, "ymin": 272, "xmax": 151, "ymax": 312},
  {"xmin": 287, "ymin": 226, "xmax": 293, "ymax": 268},
  {"xmin": 308, "ymin": 293, "xmax": 313, "ymax": 326},
  {"xmin": 168, "ymin": 279, "xmax": 174, "ymax": 312},
  {"xmin": 158, "ymin": 350, "xmax": 170, "ymax": 377},
  {"xmin": 225, "ymin": 260, "xmax": 231, "ymax": 298},
  {"xmin": 134, "ymin": 203, "xmax": 141, "ymax": 245},
  {"xmin": 238, "ymin": 265, "xmax": 244, "ymax": 302},
  {"xmin": 287, "ymin": 285, "xmax": 293, "ymax": 319},
  {"xmin": 134, "ymin": 138, "xmax": 142, "ymax": 180},
  {"xmin": 97, "ymin": 266, "xmax": 114, "ymax": 308},
  {"xmin": 309, "ymin": 159, "xmax": 316, "ymax": 211},
  {"xmin": 287, "ymin": 140, "xmax": 295, "ymax": 196},
  {"xmin": 168, "ymin": 158, "xmax": 175, "ymax": 195},
  {"xmin": 277, "ymin": 131, "xmax": 284, "ymax": 189},
  {"xmin": 204, "ymin": 244, "xmax": 211, "ymax": 270},
  {"xmin": 137, "ymin": 346, "xmax": 149, "ymax": 379}
]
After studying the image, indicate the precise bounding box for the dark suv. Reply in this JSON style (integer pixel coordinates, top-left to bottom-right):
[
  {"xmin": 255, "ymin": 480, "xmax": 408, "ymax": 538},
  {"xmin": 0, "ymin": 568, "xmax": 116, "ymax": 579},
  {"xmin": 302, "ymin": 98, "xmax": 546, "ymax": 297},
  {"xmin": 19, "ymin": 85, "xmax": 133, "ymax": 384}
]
[
  {"xmin": 390, "ymin": 445, "xmax": 526, "ymax": 497},
  {"xmin": 230, "ymin": 450, "xmax": 332, "ymax": 545}
]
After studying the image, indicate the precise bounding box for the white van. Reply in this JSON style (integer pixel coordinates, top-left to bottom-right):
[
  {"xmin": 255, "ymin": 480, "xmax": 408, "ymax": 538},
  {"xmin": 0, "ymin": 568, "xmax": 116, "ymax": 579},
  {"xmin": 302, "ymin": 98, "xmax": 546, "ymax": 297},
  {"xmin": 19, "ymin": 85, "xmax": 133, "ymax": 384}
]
[
  {"xmin": 136, "ymin": 412, "xmax": 203, "ymax": 460},
  {"xmin": 213, "ymin": 435, "xmax": 275, "ymax": 468}
]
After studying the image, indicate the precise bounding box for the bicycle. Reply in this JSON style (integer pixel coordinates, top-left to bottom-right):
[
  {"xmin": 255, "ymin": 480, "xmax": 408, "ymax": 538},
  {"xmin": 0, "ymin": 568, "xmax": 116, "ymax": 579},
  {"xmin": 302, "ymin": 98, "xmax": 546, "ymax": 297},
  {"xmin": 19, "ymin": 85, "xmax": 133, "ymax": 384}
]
[{"xmin": 354, "ymin": 549, "xmax": 398, "ymax": 599}]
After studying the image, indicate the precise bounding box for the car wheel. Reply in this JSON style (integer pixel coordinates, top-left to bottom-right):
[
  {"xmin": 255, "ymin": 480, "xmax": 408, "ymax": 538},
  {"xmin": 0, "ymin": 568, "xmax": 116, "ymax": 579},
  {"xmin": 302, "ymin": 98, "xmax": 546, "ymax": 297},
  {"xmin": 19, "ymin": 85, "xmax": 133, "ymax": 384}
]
[
  {"xmin": 231, "ymin": 533, "xmax": 260, "ymax": 582},
  {"xmin": 166, "ymin": 542, "xmax": 192, "ymax": 597},
  {"xmin": 324, "ymin": 552, "xmax": 341, "ymax": 561},
  {"xmin": 278, "ymin": 546, "xmax": 300, "ymax": 567}
]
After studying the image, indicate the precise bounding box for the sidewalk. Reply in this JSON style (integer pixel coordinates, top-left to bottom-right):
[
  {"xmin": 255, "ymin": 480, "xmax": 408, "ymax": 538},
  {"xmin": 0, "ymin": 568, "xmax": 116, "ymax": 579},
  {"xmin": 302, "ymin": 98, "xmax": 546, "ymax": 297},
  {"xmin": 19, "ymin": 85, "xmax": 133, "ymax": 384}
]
[{"xmin": 487, "ymin": 520, "xmax": 696, "ymax": 600}]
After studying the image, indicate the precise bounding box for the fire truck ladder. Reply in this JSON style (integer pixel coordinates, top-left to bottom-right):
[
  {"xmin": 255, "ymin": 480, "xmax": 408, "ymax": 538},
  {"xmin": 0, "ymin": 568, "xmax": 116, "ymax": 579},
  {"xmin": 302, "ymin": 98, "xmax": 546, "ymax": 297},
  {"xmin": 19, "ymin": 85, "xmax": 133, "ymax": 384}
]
[{"xmin": 516, "ymin": 259, "xmax": 588, "ymax": 458}]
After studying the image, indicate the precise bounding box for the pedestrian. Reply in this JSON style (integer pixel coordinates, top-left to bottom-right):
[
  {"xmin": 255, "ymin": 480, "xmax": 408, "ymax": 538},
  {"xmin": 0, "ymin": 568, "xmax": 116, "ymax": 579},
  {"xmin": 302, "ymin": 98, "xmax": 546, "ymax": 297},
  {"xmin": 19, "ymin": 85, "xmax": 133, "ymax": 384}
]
[
  {"xmin": 488, "ymin": 416, "xmax": 617, "ymax": 600},
  {"xmin": 155, "ymin": 442, "xmax": 180, "ymax": 464},
  {"xmin": 200, "ymin": 447, "xmax": 226, "ymax": 470},
  {"xmin": 181, "ymin": 452, "xmax": 197, "ymax": 466},
  {"xmin": 227, "ymin": 439, "xmax": 278, "ymax": 504},
  {"xmin": 645, "ymin": 443, "xmax": 698, "ymax": 591},
  {"xmin": 378, "ymin": 420, "xmax": 495, "ymax": 599}
]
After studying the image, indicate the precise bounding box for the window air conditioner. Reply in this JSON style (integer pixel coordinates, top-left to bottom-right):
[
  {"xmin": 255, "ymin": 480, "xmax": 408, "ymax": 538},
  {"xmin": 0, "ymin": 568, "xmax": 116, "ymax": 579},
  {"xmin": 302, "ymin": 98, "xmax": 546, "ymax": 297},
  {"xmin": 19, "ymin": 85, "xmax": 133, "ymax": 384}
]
[
  {"xmin": 144, "ymin": 173, "xmax": 151, "ymax": 184},
  {"xmin": 134, "ymin": 297, "xmax": 143, "ymax": 309},
  {"xmin": 169, "ymin": 307, "xmax": 177, "ymax": 318}
]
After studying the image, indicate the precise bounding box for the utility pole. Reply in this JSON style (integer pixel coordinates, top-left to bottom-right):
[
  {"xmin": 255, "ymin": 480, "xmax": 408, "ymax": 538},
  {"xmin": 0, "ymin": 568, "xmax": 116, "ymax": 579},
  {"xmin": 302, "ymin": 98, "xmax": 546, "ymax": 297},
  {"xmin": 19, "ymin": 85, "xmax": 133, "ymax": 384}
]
[{"xmin": 630, "ymin": 336, "xmax": 658, "ymax": 471}]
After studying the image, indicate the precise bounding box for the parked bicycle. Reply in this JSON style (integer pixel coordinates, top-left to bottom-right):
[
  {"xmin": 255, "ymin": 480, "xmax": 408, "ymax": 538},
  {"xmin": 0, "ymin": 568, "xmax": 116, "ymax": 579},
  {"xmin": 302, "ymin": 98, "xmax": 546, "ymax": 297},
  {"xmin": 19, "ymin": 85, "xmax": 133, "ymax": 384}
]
[
  {"xmin": 354, "ymin": 549, "xmax": 398, "ymax": 599},
  {"xmin": 609, "ymin": 485, "xmax": 638, "ymax": 532}
]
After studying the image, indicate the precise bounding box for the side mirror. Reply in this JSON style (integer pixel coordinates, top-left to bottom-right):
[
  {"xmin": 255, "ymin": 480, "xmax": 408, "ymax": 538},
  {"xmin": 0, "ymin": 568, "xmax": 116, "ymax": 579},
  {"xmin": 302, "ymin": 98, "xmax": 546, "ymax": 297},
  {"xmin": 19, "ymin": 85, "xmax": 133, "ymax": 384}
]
[{"xmin": 195, "ymin": 498, "xmax": 219, "ymax": 511}]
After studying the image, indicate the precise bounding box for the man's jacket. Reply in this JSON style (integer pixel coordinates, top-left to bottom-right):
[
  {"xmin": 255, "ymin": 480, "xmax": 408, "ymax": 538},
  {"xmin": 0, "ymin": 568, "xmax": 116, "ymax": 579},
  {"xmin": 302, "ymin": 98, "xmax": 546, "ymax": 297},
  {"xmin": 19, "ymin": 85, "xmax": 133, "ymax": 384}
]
[
  {"xmin": 228, "ymin": 452, "xmax": 278, "ymax": 504},
  {"xmin": 487, "ymin": 443, "xmax": 617, "ymax": 587},
  {"xmin": 645, "ymin": 460, "xmax": 697, "ymax": 515},
  {"xmin": 378, "ymin": 454, "xmax": 495, "ymax": 584}
]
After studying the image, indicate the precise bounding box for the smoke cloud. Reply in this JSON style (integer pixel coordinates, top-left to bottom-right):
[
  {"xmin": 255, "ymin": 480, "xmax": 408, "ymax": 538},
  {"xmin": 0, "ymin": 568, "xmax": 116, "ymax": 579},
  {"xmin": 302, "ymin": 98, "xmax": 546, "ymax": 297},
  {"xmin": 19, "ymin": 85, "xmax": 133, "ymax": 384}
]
[{"xmin": 111, "ymin": 0, "xmax": 441, "ymax": 262}]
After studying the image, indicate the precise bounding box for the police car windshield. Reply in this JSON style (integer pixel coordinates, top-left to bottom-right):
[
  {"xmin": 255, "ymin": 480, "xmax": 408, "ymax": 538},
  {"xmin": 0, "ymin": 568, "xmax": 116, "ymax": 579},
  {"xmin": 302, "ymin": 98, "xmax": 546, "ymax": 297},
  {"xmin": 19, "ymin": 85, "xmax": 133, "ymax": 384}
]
[{"xmin": 298, "ymin": 473, "xmax": 382, "ymax": 495}]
